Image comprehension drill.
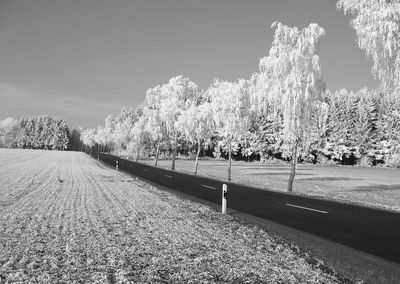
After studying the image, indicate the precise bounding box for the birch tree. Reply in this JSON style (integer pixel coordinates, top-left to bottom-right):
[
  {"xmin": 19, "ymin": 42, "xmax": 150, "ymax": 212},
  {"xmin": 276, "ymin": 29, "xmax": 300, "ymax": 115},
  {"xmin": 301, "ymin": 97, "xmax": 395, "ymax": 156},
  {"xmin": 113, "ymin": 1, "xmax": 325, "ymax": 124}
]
[
  {"xmin": 103, "ymin": 115, "xmax": 115, "ymax": 153},
  {"xmin": 208, "ymin": 79, "xmax": 251, "ymax": 181},
  {"xmin": 114, "ymin": 107, "xmax": 138, "ymax": 152},
  {"xmin": 130, "ymin": 114, "xmax": 148, "ymax": 162},
  {"xmin": 81, "ymin": 128, "xmax": 96, "ymax": 154},
  {"xmin": 177, "ymin": 99, "xmax": 216, "ymax": 174},
  {"xmin": 337, "ymin": 0, "xmax": 400, "ymax": 93},
  {"xmin": 158, "ymin": 75, "xmax": 199, "ymax": 170},
  {"xmin": 143, "ymin": 85, "xmax": 166, "ymax": 166},
  {"xmin": 260, "ymin": 22, "xmax": 326, "ymax": 191}
]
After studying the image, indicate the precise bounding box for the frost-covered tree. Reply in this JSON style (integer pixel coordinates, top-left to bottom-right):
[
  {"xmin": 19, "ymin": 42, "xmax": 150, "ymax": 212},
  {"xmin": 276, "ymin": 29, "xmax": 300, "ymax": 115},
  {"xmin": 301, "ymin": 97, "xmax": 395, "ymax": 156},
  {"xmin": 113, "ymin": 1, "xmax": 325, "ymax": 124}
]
[
  {"xmin": 81, "ymin": 128, "xmax": 96, "ymax": 153},
  {"xmin": 130, "ymin": 114, "xmax": 148, "ymax": 162},
  {"xmin": 94, "ymin": 126, "xmax": 107, "ymax": 152},
  {"xmin": 177, "ymin": 98, "xmax": 216, "ymax": 174},
  {"xmin": 0, "ymin": 117, "xmax": 19, "ymax": 148},
  {"xmin": 143, "ymin": 85, "xmax": 167, "ymax": 166},
  {"xmin": 114, "ymin": 107, "xmax": 139, "ymax": 152},
  {"xmin": 260, "ymin": 22, "xmax": 326, "ymax": 191},
  {"xmin": 247, "ymin": 73, "xmax": 284, "ymax": 161},
  {"xmin": 13, "ymin": 116, "xmax": 70, "ymax": 150},
  {"xmin": 103, "ymin": 115, "xmax": 115, "ymax": 153},
  {"xmin": 158, "ymin": 76, "xmax": 199, "ymax": 170},
  {"xmin": 209, "ymin": 79, "xmax": 251, "ymax": 181},
  {"xmin": 337, "ymin": 0, "xmax": 400, "ymax": 93}
]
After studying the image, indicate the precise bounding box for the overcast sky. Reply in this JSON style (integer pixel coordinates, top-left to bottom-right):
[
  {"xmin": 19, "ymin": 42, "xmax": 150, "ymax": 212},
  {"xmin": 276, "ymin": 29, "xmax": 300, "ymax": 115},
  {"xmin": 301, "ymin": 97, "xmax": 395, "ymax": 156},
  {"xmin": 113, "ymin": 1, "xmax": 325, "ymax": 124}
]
[{"xmin": 0, "ymin": 0, "xmax": 377, "ymax": 128}]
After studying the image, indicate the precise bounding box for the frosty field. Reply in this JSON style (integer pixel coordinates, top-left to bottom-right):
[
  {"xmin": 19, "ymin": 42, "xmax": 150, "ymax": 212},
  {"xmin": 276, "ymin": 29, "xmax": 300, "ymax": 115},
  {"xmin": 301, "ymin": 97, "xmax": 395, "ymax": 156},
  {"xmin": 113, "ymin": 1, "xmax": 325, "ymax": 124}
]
[
  {"xmin": 0, "ymin": 149, "xmax": 350, "ymax": 283},
  {"xmin": 142, "ymin": 158, "xmax": 400, "ymax": 212}
]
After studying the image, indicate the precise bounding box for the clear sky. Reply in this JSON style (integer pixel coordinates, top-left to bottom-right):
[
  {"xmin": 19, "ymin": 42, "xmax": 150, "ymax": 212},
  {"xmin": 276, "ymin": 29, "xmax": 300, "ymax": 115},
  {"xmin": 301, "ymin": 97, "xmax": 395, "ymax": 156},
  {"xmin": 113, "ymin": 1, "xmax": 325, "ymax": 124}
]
[{"xmin": 0, "ymin": 0, "xmax": 377, "ymax": 129}]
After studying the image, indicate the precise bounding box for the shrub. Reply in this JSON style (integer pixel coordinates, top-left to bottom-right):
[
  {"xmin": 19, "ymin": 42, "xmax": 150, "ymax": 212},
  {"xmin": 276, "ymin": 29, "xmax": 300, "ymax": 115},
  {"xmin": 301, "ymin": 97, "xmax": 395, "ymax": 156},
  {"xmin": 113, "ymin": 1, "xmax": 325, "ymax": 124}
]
[
  {"xmin": 316, "ymin": 153, "xmax": 329, "ymax": 165},
  {"xmin": 357, "ymin": 155, "xmax": 373, "ymax": 167},
  {"xmin": 384, "ymin": 154, "xmax": 400, "ymax": 168}
]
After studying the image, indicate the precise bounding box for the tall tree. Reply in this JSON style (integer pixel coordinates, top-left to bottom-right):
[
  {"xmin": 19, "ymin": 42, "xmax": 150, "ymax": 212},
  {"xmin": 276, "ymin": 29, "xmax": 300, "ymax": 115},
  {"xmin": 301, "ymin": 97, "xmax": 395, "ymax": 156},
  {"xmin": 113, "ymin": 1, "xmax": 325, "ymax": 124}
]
[
  {"xmin": 0, "ymin": 117, "xmax": 18, "ymax": 148},
  {"xmin": 130, "ymin": 115, "xmax": 148, "ymax": 162},
  {"xmin": 143, "ymin": 85, "xmax": 167, "ymax": 166},
  {"xmin": 158, "ymin": 76, "xmax": 199, "ymax": 170},
  {"xmin": 69, "ymin": 128, "xmax": 83, "ymax": 151},
  {"xmin": 337, "ymin": 0, "xmax": 400, "ymax": 93},
  {"xmin": 114, "ymin": 107, "xmax": 138, "ymax": 152},
  {"xmin": 260, "ymin": 22, "xmax": 326, "ymax": 191},
  {"xmin": 177, "ymin": 99, "xmax": 216, "ymax": 174},
  {"xmin": 208, "ymin": 79, "xmax": 251, "ymax": 181},
  {"xmin": 81, "ymin": 128, "xmax": 96, "ymax": 154}
]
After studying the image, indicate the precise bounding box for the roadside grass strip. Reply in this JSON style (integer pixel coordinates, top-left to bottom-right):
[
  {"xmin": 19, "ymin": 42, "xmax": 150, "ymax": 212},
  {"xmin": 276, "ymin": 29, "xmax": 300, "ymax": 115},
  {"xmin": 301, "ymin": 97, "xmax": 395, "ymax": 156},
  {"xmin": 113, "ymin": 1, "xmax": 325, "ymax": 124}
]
[{"xmin": 0, "ymin": 149, "xmax": 352, "ymax": 283}]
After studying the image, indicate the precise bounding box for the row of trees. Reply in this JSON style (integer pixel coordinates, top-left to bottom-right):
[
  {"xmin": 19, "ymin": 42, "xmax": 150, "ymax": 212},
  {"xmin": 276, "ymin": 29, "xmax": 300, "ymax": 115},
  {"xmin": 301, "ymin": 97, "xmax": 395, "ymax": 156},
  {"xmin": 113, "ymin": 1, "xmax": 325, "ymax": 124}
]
[
  {"xmin": 81, "ymin": 21, "xmax": 326, "ymax": 192},
  {"xmin": 81, "ymin": 0, "xmax": 400, "ymax": 191},
  {"xmin": 0, "ymin": 115, "xmax": 72, "ymax": 150}
]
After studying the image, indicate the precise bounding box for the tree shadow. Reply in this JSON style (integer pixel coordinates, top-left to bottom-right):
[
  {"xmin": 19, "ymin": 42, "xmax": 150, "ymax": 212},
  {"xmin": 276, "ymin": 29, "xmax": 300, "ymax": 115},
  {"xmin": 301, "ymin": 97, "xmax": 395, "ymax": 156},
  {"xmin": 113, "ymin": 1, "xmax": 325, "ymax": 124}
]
[
  {"xmin": 353, "ymin": 184, "xmax": 400, "ymax": 193},
  {"xmin": 300, "ymin": 177, "xmax": 362, "ymax": 181},
  {"xmin": 249, "ymin": 172, "xmax": 313, "ymax": 176}
]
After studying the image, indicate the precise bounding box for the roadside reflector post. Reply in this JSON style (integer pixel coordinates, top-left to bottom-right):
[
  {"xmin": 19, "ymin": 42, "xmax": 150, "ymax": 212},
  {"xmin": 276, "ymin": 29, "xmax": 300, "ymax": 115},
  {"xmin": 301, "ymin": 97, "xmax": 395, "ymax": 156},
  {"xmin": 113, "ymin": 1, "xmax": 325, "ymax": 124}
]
[
  {"xmin": 222, "ymin": 184, "xmax": 227, "ymax": 214},
  {"xmin": 116, "ymin": 160, "xmax": 119, "ymax": 171}
]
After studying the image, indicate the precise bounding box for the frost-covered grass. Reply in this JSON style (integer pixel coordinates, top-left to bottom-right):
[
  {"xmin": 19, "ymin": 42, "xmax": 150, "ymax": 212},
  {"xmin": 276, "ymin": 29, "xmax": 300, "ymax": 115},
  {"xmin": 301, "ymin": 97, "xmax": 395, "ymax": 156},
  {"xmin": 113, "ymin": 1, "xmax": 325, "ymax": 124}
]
[
  {"xmin": 141, "ymin": 158, "xmax": 400, "ymax": 212},
  {"xmin": 0, "ymin": 149, "xmax": 350, "ymax": 283}
]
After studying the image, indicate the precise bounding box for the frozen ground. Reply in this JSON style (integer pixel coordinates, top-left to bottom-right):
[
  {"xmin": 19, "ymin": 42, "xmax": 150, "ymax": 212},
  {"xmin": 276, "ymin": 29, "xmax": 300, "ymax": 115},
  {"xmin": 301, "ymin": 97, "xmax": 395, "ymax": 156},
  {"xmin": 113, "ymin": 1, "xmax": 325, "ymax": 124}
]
[
  {"xmin": 0, "ymin": 149, "xmax": 349, "ymax": 283},
  {"xmin": 141, "ymin": 158, "xmax": 400, "ymax": 212}
]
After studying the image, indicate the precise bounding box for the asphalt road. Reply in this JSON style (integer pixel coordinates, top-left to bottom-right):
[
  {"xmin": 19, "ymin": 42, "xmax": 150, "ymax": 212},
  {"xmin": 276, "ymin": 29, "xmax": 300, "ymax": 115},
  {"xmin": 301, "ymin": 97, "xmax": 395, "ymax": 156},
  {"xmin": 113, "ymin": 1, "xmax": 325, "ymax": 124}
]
[{"xmin": 98, "ymin": 153, "xmax": 400, "ymax": 264}]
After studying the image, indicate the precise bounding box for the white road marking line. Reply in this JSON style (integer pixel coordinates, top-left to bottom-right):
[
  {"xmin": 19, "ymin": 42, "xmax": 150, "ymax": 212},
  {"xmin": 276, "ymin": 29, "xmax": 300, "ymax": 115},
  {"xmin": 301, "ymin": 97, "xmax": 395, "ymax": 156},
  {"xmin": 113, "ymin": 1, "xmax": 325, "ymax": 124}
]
[
  {"xmin": 285, "ymin": 203, "xmax": 328, "ymax": 214},
  {"xmin": 164, "ymin": 174, "xmax": 173, "ymax": 178},
  {"xmin": 201, "ymin": 185, "xmax": 217, "ymax": 190},
  {"xmin": 143, "ymin": 169, "xmax": 149, "ymax": 171}
]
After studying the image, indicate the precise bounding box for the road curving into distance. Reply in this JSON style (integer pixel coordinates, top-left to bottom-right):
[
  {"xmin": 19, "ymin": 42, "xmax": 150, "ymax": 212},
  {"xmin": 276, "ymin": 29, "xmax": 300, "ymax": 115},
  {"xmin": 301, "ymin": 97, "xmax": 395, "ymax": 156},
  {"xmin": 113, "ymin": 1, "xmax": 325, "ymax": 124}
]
[{"xmin": 98, "ymin": 153, "xmax": 400, "ymax": 264}]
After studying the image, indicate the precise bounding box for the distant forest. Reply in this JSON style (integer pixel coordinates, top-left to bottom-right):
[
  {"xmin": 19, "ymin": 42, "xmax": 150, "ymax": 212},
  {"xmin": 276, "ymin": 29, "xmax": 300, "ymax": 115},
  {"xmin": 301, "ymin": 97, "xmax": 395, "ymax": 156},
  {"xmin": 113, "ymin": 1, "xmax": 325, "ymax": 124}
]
[{"xmin": 0, "ymin": 115, "xmax": 81, "ymax": 151}]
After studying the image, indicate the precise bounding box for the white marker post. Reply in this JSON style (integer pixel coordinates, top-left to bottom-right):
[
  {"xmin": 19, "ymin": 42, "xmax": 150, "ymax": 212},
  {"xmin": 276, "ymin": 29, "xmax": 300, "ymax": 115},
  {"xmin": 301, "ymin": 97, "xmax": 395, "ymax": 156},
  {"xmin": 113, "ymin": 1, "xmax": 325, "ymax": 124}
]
[
  {"xmin": 116, "ymin": 160, "xmax": 119, "ymax": 171},
  {"xmin": 222, "ymin": 184, "xmax": 227, "ymax": 214}
]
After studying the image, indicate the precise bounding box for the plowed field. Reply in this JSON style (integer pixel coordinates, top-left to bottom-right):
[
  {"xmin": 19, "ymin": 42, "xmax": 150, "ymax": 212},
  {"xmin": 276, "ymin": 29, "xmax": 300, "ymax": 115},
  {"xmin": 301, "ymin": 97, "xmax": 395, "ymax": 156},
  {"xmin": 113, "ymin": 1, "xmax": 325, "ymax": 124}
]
[{"xmin": 0, "ymin": 149, "xmax": 349, "ymax": 283}]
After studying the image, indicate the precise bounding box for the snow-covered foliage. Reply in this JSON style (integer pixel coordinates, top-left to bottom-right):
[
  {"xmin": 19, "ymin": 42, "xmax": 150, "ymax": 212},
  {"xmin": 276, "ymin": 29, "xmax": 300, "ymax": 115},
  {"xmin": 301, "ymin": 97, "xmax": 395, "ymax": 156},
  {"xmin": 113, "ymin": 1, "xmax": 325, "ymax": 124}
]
[
  {"xmin": 0, "ymin": 117, "xmax": 19, "ymax": 148},
  {"xmin": 208, "ymin": 79, "xmax": 251, "ymax": 180},
  {"xmin": 81, "ymin": 128, "xmax": 96, "ymax": 150},
  {"xmin": 1, "ymin": 116, "xmax": 71, "ymax": 150},
  {"xmin": 81, "ymin": 14, "xmax": 400, "ymax": 169},
  {"xmin": 176, "ymin": 96, "xmax": 216, "ymax": 173},
  {"xmin": 337, "ymin": 0, "xmax": 400, "ymax": 93},
  {"xmin": 155, "ymin": 76, "xmax": 200, "ymax": 169},
  {"xmin": 260, "ymin": 22, "xmax": 326, "ymax": 147}
]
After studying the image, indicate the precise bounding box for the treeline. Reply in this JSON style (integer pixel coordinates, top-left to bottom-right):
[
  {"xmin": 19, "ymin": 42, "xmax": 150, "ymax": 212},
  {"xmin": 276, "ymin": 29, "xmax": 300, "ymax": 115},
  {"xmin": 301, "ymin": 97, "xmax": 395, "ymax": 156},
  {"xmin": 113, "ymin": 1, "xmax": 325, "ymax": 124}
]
[
  {"xmin": 81, "ymin": 86, "xmax": 400, "ymax": 168},
  {"xmin": 0, "ymin": 115, "xmax": 76, "ymax": 151},
  {"xmin": 321, "ymin": 89, "xmax": 400, "ymax": 167},
  {"xmin": 79, "ymin": 15, "xmax": 400, "ymax": 175}
]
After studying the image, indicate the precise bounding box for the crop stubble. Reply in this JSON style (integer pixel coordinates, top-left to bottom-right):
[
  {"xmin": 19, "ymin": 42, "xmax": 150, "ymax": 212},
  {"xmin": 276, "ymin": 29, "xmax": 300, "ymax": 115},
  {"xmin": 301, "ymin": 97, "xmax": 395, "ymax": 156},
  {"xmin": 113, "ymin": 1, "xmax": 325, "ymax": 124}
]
[{"xmin": 0, "ymin": 149, "xmax": 347, "ymax": 283}]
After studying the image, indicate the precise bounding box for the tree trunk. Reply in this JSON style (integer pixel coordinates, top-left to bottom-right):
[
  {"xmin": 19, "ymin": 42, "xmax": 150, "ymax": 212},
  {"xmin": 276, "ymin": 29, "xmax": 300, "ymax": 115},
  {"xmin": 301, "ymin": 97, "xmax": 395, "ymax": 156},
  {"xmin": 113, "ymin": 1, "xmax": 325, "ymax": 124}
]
[
  {"xmin": 171, "ymin": 134, "xmax": 178, "ymax": 170},
  {"xmin": 259, "ymin": 143, "xmax": 263, "ymax": 163},
  {"xmin": 227, "ymin": 142, "xmax": 232, "ymax": 181},
  {"xmin": 287, "ymin": 142, "xmax": 298, "ymax": 192},
  {"xmin": 136, "ymin": 142, "xmax": 140, "ymax": 162},
  {"xmin": 155, "ymin": 140, "xmax": 160, "ymax": 166},
  {"xmin": 194, "ymin": 139, "xmax": 201, "ymax": 174}
]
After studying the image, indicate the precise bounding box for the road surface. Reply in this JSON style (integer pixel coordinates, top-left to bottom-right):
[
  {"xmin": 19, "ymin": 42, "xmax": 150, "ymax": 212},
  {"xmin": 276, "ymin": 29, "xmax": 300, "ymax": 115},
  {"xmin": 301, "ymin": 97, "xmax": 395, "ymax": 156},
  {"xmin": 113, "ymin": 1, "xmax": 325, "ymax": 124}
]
[{"xmin": 98, "ymin": 153, "xmax": 400, "ymax": 264}]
